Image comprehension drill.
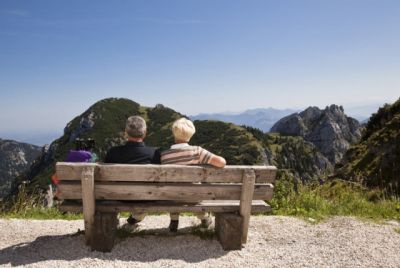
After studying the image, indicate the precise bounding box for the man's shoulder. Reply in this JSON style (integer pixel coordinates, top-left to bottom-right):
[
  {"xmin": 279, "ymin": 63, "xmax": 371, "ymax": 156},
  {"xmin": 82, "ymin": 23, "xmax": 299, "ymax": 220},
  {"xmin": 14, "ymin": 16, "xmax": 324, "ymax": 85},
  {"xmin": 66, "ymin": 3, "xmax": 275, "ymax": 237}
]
[{"xmin": 107, "ymin": 144, "xmax": 126, "ymax": 154}]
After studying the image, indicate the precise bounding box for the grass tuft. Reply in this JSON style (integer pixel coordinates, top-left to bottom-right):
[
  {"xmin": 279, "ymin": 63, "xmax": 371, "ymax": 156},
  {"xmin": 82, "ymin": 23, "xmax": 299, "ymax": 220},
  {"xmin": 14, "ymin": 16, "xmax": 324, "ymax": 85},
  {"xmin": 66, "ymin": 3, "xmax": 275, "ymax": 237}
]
[
  {"xmin": 269, "ymin": 179, "xmax": 400, "ymax": 222},
  {"xmin": 0, "ymin": 183, "xmax": 81, "ymax": 220}
]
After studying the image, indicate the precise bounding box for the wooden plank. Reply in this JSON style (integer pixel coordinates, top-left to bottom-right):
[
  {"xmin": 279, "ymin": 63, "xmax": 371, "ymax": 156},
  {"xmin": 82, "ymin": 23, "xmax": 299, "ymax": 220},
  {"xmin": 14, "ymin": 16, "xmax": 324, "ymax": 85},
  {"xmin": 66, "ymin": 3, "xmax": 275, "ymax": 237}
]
[
  {"xmin": 239, "ymin": 169, "xmax": 255, "ymax": 244},
  {"xmin": 59, "ymin": 200, "xmax": 271, "ymax": 214},
  {"xmin": 57, "ymin": 182, "xmax": 273, "ymax": 201},
  {"xmin": 56, "ymin": 163, "xmax": 97, "ymax": 180},
  {"xmin": 56, "ymin": 163, "xmax": 277, "ymax": 183},
  {"xmin": 81, "ymin": 166, "xmax": 95, "ymax": 245}
]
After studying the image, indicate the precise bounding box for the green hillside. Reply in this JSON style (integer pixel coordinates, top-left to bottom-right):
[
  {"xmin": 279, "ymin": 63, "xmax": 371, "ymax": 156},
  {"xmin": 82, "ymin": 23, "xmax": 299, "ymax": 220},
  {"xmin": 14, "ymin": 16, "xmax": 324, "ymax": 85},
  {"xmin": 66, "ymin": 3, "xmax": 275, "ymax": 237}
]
[
  {"xmin": 336, "ymin": 98, "xmax": 400, "ymax": 195},
  {"xmin": 10, "ymin": 98, "xmax": 269, "ymax": 195},
  {"xmin": 191, "ymin": 120, "xmax": 265, "ymax": 165}
]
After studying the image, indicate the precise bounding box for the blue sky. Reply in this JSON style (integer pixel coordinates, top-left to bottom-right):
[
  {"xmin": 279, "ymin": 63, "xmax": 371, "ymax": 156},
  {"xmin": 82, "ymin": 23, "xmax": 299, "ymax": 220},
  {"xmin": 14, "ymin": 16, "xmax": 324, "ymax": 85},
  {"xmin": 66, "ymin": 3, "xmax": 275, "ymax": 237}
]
[{"xmin": 0, "ymin": 0, "xmax": 399, "ymax": 136}]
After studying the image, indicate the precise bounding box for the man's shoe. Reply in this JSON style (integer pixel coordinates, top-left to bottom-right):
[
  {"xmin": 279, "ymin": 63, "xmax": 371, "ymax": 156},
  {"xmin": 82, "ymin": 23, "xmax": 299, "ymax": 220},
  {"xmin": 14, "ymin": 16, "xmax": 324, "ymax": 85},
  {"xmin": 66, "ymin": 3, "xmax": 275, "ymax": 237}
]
[
  {"xmin": 200, "ymin": 217, "xmax": 212, "ymax": 228},
  {"xmin": 169, "ymin": 220, "xmax": 179, "ymax": 232},
  {"xmin": 127, "ymin": 215, "xmax": 142, "ymax": 225}
]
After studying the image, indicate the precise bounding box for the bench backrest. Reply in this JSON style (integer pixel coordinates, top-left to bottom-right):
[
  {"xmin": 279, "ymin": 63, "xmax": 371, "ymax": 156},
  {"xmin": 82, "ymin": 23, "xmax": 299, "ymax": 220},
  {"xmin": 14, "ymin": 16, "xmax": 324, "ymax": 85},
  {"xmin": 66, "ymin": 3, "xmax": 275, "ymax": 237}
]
[{"xmin": 56, "ymin": 163, "xmax": 276, "ymax": 202}]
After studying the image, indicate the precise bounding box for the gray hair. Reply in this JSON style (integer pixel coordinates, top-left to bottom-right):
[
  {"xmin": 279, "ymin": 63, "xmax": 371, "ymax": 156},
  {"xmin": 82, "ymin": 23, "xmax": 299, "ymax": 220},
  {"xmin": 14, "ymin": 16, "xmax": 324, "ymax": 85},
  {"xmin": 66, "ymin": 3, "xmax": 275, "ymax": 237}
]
[{"xmin": 125, "ymin": 116, "xmax": 147, "ymax": 138}]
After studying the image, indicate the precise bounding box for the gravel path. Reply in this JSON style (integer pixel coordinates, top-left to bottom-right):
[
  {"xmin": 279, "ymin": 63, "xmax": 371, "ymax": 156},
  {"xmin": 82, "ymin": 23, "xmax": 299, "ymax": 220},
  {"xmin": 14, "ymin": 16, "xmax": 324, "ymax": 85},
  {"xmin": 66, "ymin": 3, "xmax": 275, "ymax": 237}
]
[{"xmin": 0, "ymin": 216, "xmax": 399, "ymax": 267}]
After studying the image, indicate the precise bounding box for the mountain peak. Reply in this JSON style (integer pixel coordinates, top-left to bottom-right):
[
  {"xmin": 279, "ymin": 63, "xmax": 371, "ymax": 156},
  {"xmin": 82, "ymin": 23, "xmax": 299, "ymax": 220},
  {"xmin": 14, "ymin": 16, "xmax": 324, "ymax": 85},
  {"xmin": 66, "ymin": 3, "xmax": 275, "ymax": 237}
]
[{"xmin": 271, "ymin": 105, "xmax": 362, "ymax": 164}]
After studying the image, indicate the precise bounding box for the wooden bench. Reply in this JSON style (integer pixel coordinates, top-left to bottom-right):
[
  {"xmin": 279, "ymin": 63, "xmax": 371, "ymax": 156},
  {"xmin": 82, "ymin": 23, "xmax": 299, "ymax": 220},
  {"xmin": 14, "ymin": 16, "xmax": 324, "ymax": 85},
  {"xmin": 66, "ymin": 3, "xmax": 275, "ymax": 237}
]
[{"xmin": 56, "ymin": 163, "xmax": 277, "ymax": 252}]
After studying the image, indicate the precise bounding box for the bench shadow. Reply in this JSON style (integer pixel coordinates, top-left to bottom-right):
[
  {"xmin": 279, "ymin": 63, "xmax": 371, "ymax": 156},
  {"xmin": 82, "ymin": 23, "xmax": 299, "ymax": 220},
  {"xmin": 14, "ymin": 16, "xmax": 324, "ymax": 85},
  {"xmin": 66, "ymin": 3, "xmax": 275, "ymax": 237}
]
[{"xmin": 0, "ymin": 226, "xmax": 229, "ymax": 266}]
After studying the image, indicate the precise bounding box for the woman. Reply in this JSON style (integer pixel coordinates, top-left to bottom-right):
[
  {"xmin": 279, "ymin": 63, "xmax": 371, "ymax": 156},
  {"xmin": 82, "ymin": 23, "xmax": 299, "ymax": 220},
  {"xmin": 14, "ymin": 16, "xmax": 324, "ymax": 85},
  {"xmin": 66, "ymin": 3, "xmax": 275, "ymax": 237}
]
[{"xmin": 161, "ymin": 117, "xmax": 226, "ymax": 231}]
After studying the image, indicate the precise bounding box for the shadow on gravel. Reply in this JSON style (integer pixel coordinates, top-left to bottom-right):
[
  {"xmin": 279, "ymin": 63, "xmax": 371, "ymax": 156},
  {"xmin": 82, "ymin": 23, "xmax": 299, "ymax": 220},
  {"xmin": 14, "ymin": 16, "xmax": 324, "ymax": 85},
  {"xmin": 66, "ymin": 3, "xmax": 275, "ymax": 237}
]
[{"xmin": 0, "ymin": 226, "xmax": 228, "ymax": 266}]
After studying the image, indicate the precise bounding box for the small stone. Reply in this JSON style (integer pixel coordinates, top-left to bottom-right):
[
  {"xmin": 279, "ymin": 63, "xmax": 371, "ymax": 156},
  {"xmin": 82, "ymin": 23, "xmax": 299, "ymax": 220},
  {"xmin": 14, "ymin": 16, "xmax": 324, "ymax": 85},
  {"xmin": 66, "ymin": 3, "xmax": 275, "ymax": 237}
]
[
  {"xmin": 308, "ymin": 218, "xmax": 316, "ymax": 223},
  {"xmin": 386, "ymin": 220, "xmax": 400, "ymax": 226}
]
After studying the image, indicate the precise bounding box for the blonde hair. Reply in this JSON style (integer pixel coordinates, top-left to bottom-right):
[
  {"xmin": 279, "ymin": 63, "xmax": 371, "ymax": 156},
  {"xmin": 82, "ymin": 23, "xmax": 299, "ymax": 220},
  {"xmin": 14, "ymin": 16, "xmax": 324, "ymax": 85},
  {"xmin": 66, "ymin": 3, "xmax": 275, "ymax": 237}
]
[{"xmin": 172, "ymin": 118, "xmax": 195, "ymax": 142}]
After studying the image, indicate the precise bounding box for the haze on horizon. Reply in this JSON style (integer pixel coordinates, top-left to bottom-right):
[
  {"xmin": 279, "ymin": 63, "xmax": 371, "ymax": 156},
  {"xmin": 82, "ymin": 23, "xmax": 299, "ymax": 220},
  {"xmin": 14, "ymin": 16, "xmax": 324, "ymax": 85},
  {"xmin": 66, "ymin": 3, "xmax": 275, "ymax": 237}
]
[{"xmin": 1, "ymin": 0, "xmax": 399, "ymax": 138}]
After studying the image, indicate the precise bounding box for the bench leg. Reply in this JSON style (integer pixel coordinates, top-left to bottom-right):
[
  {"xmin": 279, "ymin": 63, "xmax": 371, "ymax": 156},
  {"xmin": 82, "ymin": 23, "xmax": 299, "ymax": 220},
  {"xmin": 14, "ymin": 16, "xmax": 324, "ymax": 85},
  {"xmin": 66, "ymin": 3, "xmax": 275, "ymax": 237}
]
[
  {"xmin": 90, "ymin": 211, "xmax": 118, "ymax": 252},
  {"xmin": 215, "ymin": 213, "xmax": 243, "ymax": 250}
]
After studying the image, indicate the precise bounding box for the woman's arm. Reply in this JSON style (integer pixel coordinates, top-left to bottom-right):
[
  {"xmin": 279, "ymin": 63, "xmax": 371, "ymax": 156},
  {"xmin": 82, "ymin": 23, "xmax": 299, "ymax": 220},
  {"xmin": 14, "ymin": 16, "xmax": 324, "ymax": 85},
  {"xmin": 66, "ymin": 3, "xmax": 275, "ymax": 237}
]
[{"xmin": 209, "ymin": 155, "xmax": 226, "ymax": 168}]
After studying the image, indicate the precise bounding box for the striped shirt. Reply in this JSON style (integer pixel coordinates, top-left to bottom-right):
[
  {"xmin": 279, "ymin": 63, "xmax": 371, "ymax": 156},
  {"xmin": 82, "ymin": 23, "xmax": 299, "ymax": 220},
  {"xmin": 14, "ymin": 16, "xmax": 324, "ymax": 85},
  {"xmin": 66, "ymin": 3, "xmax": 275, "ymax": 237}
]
[{"xmin": 161, "ymin": 143, "xmax": 214, "ymax": 165}]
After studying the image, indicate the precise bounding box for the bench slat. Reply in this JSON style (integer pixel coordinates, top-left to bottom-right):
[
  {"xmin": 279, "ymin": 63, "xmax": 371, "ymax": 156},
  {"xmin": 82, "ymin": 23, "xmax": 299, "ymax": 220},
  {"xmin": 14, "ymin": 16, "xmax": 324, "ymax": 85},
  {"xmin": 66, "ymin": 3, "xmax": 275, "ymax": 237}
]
[
  {"xmin": 57, "ymin": 182, "xmax": 274, "ymax": 201},
  {"xmin": 81, "ymin": 166, "xmax": 95, "ymax": 245},
  {"xmin": 59, "ymin": 200, "xmax": 271, "ymax": 214},
  {"xmin": 56, "ymin": 163, "xmax": 277, "ymax": 183}
]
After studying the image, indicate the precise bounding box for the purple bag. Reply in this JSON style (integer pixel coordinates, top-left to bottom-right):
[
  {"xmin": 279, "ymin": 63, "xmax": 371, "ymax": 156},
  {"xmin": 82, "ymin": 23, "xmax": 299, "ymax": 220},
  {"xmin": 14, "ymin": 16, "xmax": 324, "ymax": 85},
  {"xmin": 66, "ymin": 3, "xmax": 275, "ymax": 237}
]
[{"xmin": 66, "ymin": 150, "xmax": 93, "ymax": 163}]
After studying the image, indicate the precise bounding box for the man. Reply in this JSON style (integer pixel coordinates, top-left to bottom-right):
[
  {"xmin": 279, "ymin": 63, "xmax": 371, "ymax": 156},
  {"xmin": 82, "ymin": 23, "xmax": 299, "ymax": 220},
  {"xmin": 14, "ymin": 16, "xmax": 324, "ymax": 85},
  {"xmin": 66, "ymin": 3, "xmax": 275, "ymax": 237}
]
[
  {"xmin": 161, "ymin": 117, "xmax": 226, "ymax": 231},
  {"xmin": 104, "ymin": 115, "xmax": 160, "ymax": 224}
]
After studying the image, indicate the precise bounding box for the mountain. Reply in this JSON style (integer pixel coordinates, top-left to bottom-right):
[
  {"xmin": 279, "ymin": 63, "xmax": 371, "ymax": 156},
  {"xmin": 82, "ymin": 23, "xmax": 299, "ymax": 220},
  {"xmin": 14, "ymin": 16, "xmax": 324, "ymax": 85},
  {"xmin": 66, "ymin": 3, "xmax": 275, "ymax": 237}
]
[
  {"xmin": 270, "ymin": 105, "xmax": 362, "ymax": 164},
  {"xmin": 9, "ymin": 99, "xmax": 271, "ymax": 195},
  {"xmin": 0, "ymin": 139, "xmax": 42, "ymax": 198},
  {"xmin": 190, "ymin": 108, "xmax": 298, "ymax": 132},
  {"xmin": 336, "ymin": 98, "xmax": 400, "ymax": 195},
  {"xmin": 7, "ymin": 98, "xmax": 334, "ymax": 200}
]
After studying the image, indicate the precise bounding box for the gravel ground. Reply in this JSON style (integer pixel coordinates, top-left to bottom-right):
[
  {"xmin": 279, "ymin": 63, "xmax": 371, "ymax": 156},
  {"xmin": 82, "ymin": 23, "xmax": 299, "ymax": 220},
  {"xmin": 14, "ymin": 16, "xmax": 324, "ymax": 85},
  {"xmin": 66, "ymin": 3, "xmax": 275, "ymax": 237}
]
[{"xmin": 0, "ymin": 216, "xmax": 399, "ymax": 267}]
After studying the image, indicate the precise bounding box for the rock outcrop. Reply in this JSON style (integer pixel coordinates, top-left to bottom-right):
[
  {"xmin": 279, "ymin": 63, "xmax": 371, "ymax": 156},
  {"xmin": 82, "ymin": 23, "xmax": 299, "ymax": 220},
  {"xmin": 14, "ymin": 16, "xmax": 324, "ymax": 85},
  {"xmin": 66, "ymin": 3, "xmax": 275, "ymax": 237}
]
[
  {"xmin": 271, "ymin": 105, "xmax": 362, "ymax": 164},
  {"xmin": 0, "ymin": 139, "xmax": 41, "ymax": 197}
]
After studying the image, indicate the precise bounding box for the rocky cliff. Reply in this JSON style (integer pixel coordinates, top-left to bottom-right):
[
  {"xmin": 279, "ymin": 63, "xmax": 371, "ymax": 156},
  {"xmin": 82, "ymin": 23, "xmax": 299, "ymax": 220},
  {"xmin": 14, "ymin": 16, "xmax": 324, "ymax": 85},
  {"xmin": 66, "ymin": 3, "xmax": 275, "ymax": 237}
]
[
  {"xmin": 270, "ymin": 105, "xmax": 362, "ymax": 164},
  {"xmin": 0, "ymin": 139, "xmax": 41, "ymax": 197}
]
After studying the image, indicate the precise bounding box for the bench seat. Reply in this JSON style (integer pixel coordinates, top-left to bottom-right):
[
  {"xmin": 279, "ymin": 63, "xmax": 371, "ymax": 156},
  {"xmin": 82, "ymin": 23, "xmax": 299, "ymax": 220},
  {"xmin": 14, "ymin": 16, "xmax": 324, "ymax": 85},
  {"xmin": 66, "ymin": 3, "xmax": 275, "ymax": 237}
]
[{"xmin": 59, "ymin": 200, "xmax": 271, "ymax": 214}]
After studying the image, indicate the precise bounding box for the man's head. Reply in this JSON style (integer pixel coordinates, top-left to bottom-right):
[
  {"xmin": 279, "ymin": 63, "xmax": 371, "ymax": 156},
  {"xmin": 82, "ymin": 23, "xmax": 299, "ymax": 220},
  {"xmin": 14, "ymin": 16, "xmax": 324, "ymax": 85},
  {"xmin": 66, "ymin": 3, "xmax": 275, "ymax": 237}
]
[
  {"xmin": 172, "ymin": 117, "xmax": 195, "ymax": 143},
  {"xmin": 125, "ymin": 116, "xmax": 147, "ymax": 140}
]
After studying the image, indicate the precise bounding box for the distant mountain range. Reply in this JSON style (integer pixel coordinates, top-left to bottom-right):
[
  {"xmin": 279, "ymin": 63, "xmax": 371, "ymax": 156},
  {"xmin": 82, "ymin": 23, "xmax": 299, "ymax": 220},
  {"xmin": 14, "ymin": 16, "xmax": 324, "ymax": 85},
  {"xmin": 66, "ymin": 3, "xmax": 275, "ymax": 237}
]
[
  {"xmin": 191, "ymin": 108, "xmax": 299, "ymax": 132},
  {"xmin": 190, "ymin": 103, "xmax": 384, "ymax": 132},
  {"xmin": 0, "ymin": 131, "xmax": 62, "ymax": 147},
  {"xmin": 0, "ymin": 103, "xmax": 382, "ymax": 147}
]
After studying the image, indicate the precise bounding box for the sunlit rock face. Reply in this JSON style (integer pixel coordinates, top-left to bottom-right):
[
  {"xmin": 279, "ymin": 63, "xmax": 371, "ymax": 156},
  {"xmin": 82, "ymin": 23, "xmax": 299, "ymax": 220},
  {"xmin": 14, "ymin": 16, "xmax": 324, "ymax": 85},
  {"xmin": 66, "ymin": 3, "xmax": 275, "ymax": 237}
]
[
  {"xmin": 271, "ymin": 105, "xmax": 362, "ymax": 164},
  {"xmin": 0, "ymin": 139, "xmax": 41, "ymax": 197}
]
